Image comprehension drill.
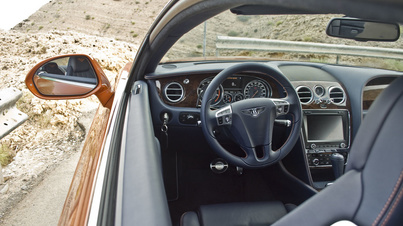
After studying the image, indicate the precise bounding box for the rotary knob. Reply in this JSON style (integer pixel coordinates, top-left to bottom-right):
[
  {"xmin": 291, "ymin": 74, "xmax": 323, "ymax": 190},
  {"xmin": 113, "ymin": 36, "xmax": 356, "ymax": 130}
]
[{"xmin": 313, "ymin": 158, "xmax": 320, "ymax": 166}]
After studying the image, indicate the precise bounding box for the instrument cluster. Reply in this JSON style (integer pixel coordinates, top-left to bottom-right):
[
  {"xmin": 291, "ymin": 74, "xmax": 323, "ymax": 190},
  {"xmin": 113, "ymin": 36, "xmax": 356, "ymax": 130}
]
[{"xmin": 197, "ymin": 75, "xmax": 272, "ymax": 107}]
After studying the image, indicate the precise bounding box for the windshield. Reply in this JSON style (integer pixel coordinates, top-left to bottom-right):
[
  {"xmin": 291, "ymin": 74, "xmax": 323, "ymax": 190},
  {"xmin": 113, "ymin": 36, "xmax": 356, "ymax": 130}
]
[{"xmin": 162, "ymin": 11, "xmax": 403, "ymax": 71}]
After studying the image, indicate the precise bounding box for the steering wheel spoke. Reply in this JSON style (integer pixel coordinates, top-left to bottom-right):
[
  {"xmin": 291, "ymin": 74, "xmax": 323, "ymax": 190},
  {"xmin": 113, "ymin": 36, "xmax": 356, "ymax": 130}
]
[
  {"xmin": 271, "ymin": 98, "xmax": 290, "ymax": 117},
  {"xmin": 215, "ymin": 105, "xmax": 232, "ymax": 126},
  {"xmin": 242, "ymin": 145, "xmax": 281, "ymax": 166}
]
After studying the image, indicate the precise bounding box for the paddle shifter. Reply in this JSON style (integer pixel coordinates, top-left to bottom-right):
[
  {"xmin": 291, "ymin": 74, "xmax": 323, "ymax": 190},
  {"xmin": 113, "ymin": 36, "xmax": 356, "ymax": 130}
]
[{"xmin": 330, "ymin": 153, "xmax": 345, "ymax": 179}]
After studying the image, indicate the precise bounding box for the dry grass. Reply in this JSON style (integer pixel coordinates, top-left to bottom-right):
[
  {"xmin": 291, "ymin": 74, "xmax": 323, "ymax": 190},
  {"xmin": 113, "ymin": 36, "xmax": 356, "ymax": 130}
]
[{"xmin": 0, "ymin": 143, "xmax": 14, "ymax": 166}]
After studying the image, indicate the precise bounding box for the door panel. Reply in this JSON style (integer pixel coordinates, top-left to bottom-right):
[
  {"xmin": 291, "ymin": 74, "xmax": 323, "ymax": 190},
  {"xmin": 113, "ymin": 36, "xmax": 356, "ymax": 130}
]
[{"xmin": 116, "ymin": 80, "xmax": 171, "ymax": 225}]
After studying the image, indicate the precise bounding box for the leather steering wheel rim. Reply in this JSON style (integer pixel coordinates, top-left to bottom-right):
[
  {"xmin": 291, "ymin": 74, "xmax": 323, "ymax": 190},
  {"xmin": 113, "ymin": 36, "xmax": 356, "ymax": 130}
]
[{"xmin": 200, "ymin": 62, "xmax": 302, "ymax": 168}]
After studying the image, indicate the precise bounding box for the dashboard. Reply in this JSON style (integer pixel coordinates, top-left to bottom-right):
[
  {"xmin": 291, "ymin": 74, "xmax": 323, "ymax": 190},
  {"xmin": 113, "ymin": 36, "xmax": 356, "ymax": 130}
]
[
  {"xmin": 146, "ymin": 62, "xmax": 402, "ymax": 189},
  {"xmin": 153, "ymin": 65, "xmax": 349, "ymax": 110},
  {"xmin": 154, "ymin": 72, "xmax": 283, "ymax": 108}
]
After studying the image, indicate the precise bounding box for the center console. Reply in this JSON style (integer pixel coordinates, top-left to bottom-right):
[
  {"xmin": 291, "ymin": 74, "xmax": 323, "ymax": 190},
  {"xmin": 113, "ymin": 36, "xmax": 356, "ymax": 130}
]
[{"xmin": 301, "ymin": 109, "xmax": 350, "ymax": 188}]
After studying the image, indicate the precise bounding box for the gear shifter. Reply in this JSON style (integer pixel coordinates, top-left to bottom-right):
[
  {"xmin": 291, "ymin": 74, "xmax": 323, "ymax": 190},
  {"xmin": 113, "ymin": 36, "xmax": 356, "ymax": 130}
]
[{"xmin": 330, "ymin": 153, "xmax": 345, "ymax": 180}]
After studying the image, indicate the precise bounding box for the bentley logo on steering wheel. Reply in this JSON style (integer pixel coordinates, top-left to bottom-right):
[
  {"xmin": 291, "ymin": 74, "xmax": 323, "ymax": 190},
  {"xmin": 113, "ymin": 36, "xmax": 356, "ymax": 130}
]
[{"xmin": 242, "ymin": 107, "xmax": 266, "ymax": 118}]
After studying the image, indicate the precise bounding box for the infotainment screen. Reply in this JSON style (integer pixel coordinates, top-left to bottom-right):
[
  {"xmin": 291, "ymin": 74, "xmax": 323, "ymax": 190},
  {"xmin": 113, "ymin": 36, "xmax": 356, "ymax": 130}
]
[
  {"xmin": 306, "ymin": 115, "xmax": 344, "ymax": 141},
  {"xmin": 302, "ymin": 110, "xmax": 349, "ymax": 149}
]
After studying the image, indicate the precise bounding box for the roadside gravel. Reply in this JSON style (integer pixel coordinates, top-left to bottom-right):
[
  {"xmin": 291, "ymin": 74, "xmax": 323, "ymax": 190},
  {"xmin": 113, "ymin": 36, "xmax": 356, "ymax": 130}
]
[{"xmin": 0, "ymin": 109, "xmax": 96, "ymax": 226}]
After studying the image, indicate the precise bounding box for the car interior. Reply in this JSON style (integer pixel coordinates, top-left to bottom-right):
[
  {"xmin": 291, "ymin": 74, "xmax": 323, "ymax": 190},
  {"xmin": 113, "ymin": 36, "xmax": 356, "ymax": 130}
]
[{"xmin": 92, "ymin": 1, "xmax": 403, "ymax": 226}]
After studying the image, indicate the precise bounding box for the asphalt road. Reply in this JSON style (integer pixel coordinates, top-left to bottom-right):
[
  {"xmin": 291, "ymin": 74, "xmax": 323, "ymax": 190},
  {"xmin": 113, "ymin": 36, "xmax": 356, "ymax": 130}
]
[{"xmin": 0, "ymin": 150, "xmax": 80, "ymax": 226}]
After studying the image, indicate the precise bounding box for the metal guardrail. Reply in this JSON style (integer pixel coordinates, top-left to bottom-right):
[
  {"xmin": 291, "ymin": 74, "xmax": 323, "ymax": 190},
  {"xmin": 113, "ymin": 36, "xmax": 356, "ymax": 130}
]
[
  {"xmin": 0, "ymin": 88, "xmax": 28, "ymax": 140},
  {"xmin": 0, "ymin": 88, "xmax": 28, "ymax": 183},
  {"xmin": 216, "ymin": 36, "xmax": 403, "ymax": 62}
]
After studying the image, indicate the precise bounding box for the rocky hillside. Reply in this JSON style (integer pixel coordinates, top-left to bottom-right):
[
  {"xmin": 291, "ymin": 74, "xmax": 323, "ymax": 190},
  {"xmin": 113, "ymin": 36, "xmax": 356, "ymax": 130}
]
[
  {"xmin": 0, "ymin": 29, "xmax": 139, "ymax": 219},
  {"xmin": 12, "ymin": 0, "xmax": 168, "ymax": 44}
]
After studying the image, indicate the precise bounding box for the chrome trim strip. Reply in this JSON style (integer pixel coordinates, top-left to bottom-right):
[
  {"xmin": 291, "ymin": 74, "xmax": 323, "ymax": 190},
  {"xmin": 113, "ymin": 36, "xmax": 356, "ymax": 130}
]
[
  {"xmin": 114, "ymin": 98, "xmax": 129, "ymax": 226},
  {"xmin": 38, "ymin": 75, "xmax": 96, "ymax": 89},
  {"xmin": 87, "ymin": 70, "xmax": 129, "ymax": 225}
]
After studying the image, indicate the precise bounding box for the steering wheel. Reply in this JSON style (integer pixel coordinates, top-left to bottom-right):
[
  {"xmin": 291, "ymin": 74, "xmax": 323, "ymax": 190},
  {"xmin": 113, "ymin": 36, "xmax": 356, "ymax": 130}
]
[{"xmin": 201, "ymin": 63, "xmax": 302, "ymax": 168}]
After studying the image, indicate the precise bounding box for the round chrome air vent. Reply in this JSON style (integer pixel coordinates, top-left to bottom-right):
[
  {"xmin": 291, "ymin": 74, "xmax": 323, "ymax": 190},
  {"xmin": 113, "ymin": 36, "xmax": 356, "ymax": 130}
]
[
  {"xmin": 296, "ymin": 86, "xmax": 313, "ymax": 104},
  {"xmin": 329, "ymin": 87, "xmax": 345, "ymax": 104},
  {"xmin": 164, "ymin": 82, "xmax": 184, "ymax": 103}
]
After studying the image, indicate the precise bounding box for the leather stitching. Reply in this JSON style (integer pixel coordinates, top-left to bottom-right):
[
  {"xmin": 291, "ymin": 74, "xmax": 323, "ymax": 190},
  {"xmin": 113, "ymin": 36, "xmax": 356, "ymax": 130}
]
[
  {"xmin": 372, "ymin": 170, "xmax": 403, "ymax": 226},
  {"xmin": 381, "ymin": 184, "xmax": 403, "ymax": 226}
]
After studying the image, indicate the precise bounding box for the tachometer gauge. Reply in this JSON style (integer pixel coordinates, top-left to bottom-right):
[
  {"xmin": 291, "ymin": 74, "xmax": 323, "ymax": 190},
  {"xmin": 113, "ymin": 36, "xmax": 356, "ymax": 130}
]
[
  {"xmin": 197, "ymin": 78, "xmax": 224, "ymax": 106},
  {"xmin": 244, "ymin": 80, "xmax": 271, "ymax": 99}
]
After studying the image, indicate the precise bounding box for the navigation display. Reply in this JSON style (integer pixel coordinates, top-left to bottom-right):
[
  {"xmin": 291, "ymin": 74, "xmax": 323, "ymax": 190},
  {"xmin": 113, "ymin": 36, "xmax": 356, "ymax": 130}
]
[{"xmin": 306, "ymin": 115, "xmax": 344, "ymax": 141}]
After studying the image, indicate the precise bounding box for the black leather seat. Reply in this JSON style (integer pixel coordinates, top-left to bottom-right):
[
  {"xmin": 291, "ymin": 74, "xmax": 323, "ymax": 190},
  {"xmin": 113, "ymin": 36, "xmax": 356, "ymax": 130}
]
[
  {"xmin": 181, "ymin": 202, "xmax": 296, "ymax": 226},
  {"xmin": 182, "ymin": 76, "xmax": 403, "ymax": 226},
  {"xmin": 66, "ymin": 56, "xmax": 95, "ymax": 78},
  {"xmin": 43, "ymin": 62, "xmax": 65, "ymax": 75}
]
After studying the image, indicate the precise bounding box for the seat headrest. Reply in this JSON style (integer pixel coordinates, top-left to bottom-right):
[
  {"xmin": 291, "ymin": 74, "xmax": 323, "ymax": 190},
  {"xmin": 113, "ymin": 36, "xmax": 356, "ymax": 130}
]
[
  {"xmin": 69, "ymin": 57, "xmax": 91, "ymax": 73},
  {"xmin": 43, "ymin": 62, "xmax": 64, "ymax": 75}
]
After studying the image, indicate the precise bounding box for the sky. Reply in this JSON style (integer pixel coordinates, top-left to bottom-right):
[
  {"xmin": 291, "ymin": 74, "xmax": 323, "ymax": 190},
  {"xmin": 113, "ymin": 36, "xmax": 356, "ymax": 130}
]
[{"xmin": 0, "ymin": 0, "xmax": 49, "ymax": 30}]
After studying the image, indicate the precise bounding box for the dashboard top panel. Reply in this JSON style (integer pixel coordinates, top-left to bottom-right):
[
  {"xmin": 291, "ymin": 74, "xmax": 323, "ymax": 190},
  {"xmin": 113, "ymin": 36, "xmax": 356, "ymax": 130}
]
[{"xmin": 147, "ymin": 62, "xmax": 351, "ymax": 111}]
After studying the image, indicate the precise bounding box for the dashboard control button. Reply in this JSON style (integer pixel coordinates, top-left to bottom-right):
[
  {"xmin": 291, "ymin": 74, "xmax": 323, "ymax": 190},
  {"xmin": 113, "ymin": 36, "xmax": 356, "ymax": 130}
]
[{"xmin": 179, "ymin": 112, "xmax": 200, "ymax": 125}]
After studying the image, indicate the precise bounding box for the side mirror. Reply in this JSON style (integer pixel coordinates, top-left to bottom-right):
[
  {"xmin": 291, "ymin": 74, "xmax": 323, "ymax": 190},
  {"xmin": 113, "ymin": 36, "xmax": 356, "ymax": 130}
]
[
  {"xmin": 326, "ymin": 18, "xmax": 400, "ymax": 41},
  {"xmin": 25, "ymin": 54, "xmax": 114, "ymax": 109}
]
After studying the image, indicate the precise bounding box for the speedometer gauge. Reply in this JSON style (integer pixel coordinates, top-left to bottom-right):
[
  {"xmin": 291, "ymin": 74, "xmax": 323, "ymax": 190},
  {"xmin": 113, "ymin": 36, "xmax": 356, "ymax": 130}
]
[{"xmin": 244, "ymin": 80, "xmax": 271, "ymax": 99}]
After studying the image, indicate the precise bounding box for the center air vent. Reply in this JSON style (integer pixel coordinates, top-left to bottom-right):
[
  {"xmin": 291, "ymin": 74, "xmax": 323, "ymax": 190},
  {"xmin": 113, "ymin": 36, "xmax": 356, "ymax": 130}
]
[
  {"xmin": 329, "ymin": 87, "xmax": 345, "ymax": 104},
  {"xmin": 164, "ymin": 82, "xmax": 184, "ymax": 103},
  {"xmin": 296, "ymin": 86, "xmax": 313, "ymax": 104}
]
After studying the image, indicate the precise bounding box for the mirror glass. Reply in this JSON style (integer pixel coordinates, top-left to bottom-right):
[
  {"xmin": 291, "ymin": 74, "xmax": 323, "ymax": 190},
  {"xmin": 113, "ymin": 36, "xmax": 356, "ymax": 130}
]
[
  {"xmin": 327, "ymin": 18, "xmax": 400, "ymax": 41},
  {"xmin": 33, "ymin": 56, "xmax": 98, "ymax": 96}
]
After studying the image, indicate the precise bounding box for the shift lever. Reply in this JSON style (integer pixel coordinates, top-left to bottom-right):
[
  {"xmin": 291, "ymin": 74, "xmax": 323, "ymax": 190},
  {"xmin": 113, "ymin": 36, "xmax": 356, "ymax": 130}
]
[{"xmin": 330, "ymin": 153, "xmax": 345, "ymax": 180}]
